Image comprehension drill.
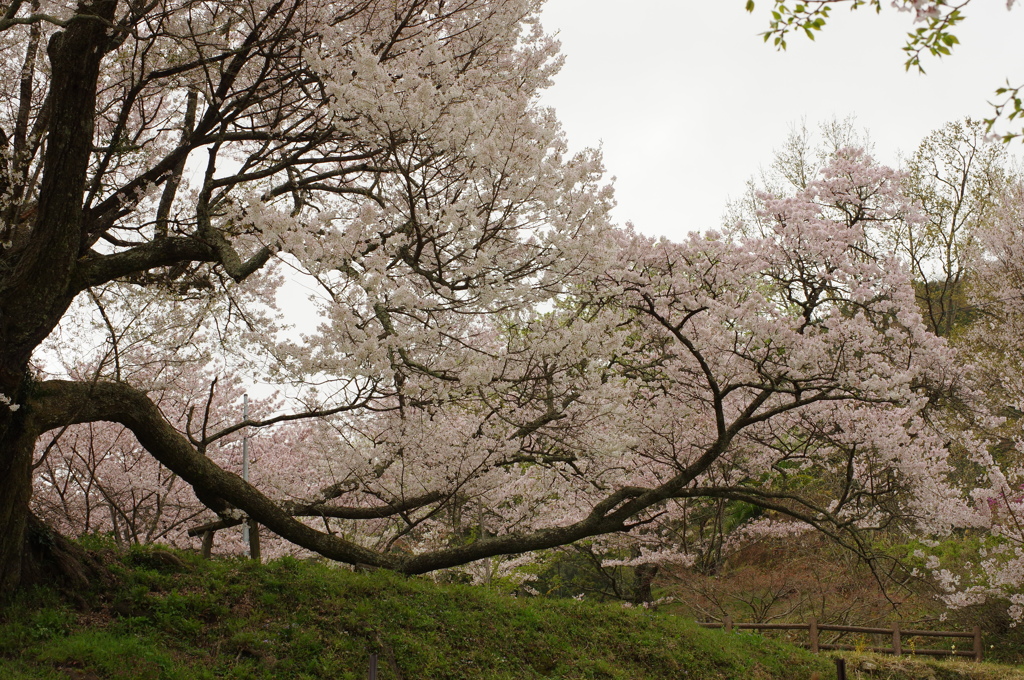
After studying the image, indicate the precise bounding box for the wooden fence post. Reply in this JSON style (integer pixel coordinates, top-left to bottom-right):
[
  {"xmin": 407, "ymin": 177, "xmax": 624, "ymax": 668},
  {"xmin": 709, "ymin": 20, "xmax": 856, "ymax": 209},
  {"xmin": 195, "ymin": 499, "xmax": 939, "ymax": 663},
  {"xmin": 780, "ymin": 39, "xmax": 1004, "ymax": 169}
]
[
  {"xmin": 369, "ymin": 653, "xmax": 378, "ymax": 680},
  {"xmin": 724, "ymin": 615, "xmax": 733, "ymax": 633},
  {"xmin": 835, "ymin": 657, "xmax": 847, "ymax": 680},
  {"xmin": 201, "ymin": 530, "xmax": 214, "ymax": 559},
  {"xmin": 973, "ymin": 625, "xmax": 983, "ymax": 662},
  {"xmin": 248, "ymin": 519, "xmax": 261, "ymax": 562},
  {"xmin": 892, "ymin": 622, "xmax": 901, "ymax": 656},
  {"xmin": 808, "ymin": 616, "xmax": 819, "ymax": 654}
]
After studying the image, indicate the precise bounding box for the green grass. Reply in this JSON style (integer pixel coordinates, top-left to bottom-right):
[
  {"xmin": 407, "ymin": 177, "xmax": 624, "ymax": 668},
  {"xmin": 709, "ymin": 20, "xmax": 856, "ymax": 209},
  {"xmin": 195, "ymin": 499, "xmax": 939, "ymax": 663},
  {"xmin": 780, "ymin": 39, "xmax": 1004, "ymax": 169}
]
[{"xmin": 0, "ymin": 545, "xmax": 1020, "ymax": 679}]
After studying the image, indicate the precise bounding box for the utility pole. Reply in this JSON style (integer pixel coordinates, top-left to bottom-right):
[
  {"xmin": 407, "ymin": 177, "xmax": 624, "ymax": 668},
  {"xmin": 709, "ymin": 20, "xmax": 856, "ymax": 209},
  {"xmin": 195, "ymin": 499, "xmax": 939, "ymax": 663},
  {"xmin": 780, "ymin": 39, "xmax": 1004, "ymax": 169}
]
[
  {"xmin": 238, "ymin": 394, "xmax": 261, "ymax": 561},
  {"xmin": 242, "ymin": 394, "xmax": 249, "ymax": 547}
]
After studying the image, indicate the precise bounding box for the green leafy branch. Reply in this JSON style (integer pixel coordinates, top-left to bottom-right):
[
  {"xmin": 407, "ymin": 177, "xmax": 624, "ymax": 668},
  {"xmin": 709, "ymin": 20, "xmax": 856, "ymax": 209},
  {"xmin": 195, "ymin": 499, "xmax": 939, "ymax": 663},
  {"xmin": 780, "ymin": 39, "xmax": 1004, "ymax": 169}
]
[
  {"xmin": 987, "ymin": 81, "xmax": 1024, "ymax": 143},
  {"xmin": 902, "ymin": 2, "xmax": 966, "ymax": 72},
  {"xmin": 745, "ymin": 0, "xmax": 965, "ymax": 70},
  {"xmin": 746, "ymin": 0, "xmax": 846, "ymax": 49},
  {"xmin": 746, "ymin": 0, "xmax": 1024, "ymax": 142}
]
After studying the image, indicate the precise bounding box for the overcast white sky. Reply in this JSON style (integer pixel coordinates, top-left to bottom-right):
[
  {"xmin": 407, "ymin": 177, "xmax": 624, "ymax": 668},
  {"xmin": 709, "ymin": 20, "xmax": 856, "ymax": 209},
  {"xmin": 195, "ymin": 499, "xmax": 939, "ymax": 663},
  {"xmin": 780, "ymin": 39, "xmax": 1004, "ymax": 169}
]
[{"xmin": 537, "ymin": 1, "xmax": 1024, "ymax": 240}]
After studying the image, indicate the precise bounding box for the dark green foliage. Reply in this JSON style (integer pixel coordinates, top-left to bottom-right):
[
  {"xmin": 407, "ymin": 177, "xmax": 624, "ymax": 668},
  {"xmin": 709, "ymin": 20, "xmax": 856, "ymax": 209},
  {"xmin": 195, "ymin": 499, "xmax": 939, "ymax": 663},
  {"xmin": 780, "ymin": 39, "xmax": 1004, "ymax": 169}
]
[{"xmin": 525, "ymin": 546, "xmax": 639, "ymax": 601}]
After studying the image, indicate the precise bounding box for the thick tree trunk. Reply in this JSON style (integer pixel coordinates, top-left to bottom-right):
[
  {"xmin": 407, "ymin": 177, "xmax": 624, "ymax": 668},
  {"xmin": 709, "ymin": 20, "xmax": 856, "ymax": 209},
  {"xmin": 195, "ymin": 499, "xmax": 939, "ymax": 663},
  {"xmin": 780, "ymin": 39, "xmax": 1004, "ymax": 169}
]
[
  {"xmin": 0, "ymin": 0, "xmax": 118, "ymax": 599},
  {"xmin": 631, "ymin": 563, "xmax": 659, "ymax": 605},
  {"xmin": 0, "ymin": 370, "xmax": 115, "ymax": 599},
  {"xmin": 21, "ymin": 513, "xmax": 114, "ymax": 593},
  {"xmin": 0, "ymin": 370, "xmax": 33, "ymax": 597},
  {"xmin": 0, "ymin": 369, "xmax": 114, "ymax": 599}
]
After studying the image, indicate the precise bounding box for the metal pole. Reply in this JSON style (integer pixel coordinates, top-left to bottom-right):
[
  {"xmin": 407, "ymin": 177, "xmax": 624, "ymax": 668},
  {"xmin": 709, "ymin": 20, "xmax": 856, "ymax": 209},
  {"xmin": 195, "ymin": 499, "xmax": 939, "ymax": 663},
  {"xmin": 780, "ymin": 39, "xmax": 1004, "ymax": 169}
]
[{"xmin": 242, "ymin": 394, "xmax": 249, "ymax": 550}]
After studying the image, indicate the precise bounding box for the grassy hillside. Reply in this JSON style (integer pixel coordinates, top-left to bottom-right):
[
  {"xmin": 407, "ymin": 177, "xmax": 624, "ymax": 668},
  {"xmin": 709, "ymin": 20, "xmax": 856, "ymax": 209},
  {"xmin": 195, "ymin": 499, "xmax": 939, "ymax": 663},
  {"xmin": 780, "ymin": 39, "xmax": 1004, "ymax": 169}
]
[{"xmin": 0, "ymin": 545, "xmax": 1020, "ymax": 680}]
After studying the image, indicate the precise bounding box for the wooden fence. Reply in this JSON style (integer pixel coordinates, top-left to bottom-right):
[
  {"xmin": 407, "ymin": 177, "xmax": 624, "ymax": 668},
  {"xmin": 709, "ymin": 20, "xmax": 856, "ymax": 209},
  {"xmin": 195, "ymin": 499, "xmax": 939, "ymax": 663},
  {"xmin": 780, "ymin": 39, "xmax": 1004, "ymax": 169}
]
[
  {"xmin": 698, "ymin": 617, "xmax": 983, "ymax": 662},
  {"xmin": 187, "ymin": 518, "xmax": 261, "ymax": 561}
]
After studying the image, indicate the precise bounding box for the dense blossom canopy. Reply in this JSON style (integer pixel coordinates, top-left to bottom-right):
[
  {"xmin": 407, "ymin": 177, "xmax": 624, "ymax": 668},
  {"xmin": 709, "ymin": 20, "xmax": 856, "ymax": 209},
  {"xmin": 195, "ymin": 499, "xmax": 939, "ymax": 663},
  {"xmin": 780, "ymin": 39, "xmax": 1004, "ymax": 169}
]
[{"xmin": 0, "ymin": 0, "xmax": 1020, "ymax": 619}]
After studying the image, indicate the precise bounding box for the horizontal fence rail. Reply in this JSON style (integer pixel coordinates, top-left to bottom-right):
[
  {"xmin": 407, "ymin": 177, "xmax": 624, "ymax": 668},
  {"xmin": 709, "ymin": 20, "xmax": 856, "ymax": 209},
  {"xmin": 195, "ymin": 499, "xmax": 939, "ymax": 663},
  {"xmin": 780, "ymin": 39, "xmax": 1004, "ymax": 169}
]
[{"xmin": 698, "ymin": 617, "xmax": 982, "ymax": 662}]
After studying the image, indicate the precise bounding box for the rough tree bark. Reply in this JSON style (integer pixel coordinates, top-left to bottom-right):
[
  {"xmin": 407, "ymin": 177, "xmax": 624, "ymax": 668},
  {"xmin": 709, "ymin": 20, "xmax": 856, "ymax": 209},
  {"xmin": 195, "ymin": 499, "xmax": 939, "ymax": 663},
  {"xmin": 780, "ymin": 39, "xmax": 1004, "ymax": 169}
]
[{"xmin": 0, "ymin": 0, "xmax": 117, "ymax": 595}]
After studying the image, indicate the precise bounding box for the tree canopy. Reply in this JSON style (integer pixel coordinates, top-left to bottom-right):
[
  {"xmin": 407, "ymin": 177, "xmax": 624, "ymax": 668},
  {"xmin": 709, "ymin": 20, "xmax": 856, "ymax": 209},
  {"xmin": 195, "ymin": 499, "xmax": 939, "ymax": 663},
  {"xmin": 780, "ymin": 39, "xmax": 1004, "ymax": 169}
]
[{"xmin": 0, "ymin": 0, "xmax": 1020, "ymax": 617}]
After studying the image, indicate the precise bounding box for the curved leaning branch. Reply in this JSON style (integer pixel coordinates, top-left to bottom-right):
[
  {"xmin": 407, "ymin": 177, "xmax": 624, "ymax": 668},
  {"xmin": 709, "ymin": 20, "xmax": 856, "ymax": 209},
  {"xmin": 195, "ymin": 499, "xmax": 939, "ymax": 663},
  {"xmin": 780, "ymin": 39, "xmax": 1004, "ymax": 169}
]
[
  {"xmin": 26, "ymin": 379, "xmax": 399, "ymax": 569},
  {"xmin": 185, "ymin": 491, "xmax": 447, "ymax": 537},
  {"xmin": 23, "ymin": 378, "xmax": 755, "ymax": 575}
]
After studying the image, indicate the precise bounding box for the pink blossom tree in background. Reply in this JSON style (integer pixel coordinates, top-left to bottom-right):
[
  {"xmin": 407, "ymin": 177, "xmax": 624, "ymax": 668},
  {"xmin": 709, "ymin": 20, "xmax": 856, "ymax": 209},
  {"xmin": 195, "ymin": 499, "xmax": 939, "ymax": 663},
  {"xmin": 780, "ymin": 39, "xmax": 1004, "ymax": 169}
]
[
  {"xmin": 743, "ymin": 0, "xmax": 1024, "ymax": 620},
  {"xmin": 31, "ymin": 356, "xmax": 284, "ymax": 555}
]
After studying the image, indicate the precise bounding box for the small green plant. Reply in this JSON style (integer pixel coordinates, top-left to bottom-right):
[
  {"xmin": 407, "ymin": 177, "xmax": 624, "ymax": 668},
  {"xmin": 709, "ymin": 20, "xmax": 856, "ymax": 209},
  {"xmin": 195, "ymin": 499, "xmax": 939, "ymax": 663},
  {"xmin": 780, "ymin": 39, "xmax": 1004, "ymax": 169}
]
[
  {"xmin": 855, "ymin": 634, "xmax": 870, "ymax": 653},
  {"xmin": 28, "ymin": 608, "xmax": 72, "ymax": 642}
]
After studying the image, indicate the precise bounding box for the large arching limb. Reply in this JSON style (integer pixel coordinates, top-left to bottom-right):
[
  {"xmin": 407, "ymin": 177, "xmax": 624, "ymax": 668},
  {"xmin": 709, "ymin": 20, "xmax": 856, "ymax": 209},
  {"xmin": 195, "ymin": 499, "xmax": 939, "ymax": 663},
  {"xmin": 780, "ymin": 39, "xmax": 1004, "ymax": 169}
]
[
  {"xmin": 26, "ymin": 380, "xmax": 401, "ymax": 569},
  {"xmin": 23, "ymin": 379, "xmax": 740, "ymax": 576}
]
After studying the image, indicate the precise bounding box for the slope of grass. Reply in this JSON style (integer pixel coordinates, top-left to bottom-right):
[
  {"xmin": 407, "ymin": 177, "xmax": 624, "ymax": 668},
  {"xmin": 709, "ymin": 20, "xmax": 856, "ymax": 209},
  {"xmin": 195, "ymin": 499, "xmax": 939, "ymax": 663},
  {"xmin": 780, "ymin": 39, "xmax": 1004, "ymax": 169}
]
[{"xmin": 0, "ymin": 544, "xmax": 1020, "ymax": 680}]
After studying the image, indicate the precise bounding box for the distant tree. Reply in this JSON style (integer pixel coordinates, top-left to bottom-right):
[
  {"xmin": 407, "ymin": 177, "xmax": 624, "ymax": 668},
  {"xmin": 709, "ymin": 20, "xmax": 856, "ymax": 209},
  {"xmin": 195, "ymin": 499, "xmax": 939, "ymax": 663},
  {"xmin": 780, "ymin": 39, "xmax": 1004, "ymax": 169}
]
[
  {"xmin": 728, "ymin": 134, "xmax": 1024, "ymax": 623},
  {"xmin": 904, "ymin": 174, "xmax": 1024, "ymax": 619},
  {"xmin": 32, "ymin": 358, "xmax": 265, "ymax": 553},
  {"xmin": 736, "ymin": 118, "xmax": 1007, "ymax": 338},
  {"xmin": 727, "ymin": 117, "xmax": 873, "ymax": 236},
  {"xmin": 892, "ymin": 119, "xmax": 1007, "ymax": 337}
]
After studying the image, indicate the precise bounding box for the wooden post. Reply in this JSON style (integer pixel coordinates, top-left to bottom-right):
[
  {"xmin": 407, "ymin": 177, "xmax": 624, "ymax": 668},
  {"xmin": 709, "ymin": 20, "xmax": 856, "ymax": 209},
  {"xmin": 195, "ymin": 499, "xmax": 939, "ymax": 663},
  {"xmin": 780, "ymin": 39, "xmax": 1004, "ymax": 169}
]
[
  {"xmin": 808, "ymin": 616, "xmax": 819, "ymax": 654},
  {"xmin": 368, "ymin": 653, "xmax": 378, "ymax": 680},
  {"xmin": 201, "ymin": 530, "xmax": 214, "ymax": 559},
  {"xmin": 248, "ymin": 519, "xmax": 261, "ymax": 562},
  {"xmin": 973, "ymin": 625, "xmax": 983, "ymax": 662},
  {"xmin": 834, "ymin": 657, "xmax": 847, "ymax": 680},
  {"xmin": 724, "ymin": 615, "xmax": 733, "ymax": 633},
  {"xmin": 892, "ymin": 622, "xmax": 901, "ymax": 656}
]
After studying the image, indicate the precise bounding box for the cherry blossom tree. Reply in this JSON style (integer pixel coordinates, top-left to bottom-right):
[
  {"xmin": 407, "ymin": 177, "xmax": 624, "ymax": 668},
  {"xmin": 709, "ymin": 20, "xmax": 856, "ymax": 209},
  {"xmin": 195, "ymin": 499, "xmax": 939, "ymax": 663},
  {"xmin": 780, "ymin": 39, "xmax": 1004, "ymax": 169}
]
[
  {"xmin": 232, "ymin": 150, "xmax": 978, "ymax": 584},
  {"xmin": 0, "ymin": 0, "xmax": 611, "ymax": 593},
  {"xmin": 0, "ymin": 0, "xmax": 981, "ymax": 601},
  {"xmin": 31, "ymin": 353, "xmax": 272, "ymax": 554},
  {"xmin": 700, "ymin": 121, "xmax": 1017, "ymax": 603},
  {"xmin": 734, "ymin": 118, "xmax": 1006, "ymax": 339}
]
